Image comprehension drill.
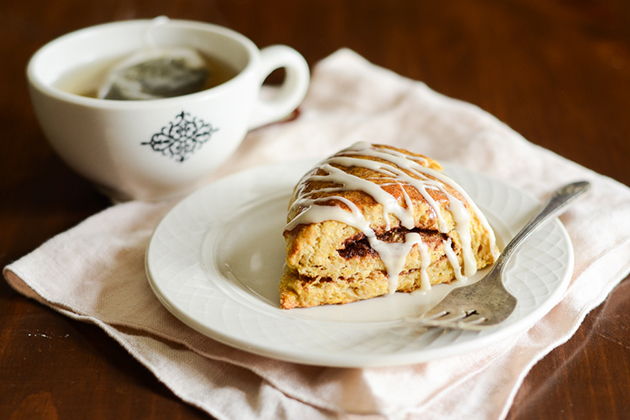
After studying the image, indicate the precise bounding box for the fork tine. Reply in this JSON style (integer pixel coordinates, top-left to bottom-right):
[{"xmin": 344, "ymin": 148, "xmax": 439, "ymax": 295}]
[
  {"xmin": 425, "ymin": 310, "xmax": 464, "ymax": 322},
  {"xmin": 419, "ymin": 309, "xmax": 490, "ymax": 329},
  {"xmin": 459, "ymin": 313, "xmax": 487, "ymax": 325},
  {"xmin": 421, "ymin": 310, "xmax": 449, "ymax": 320},
  {"xmin": 423, "ymin": 303, "xmax": 476, "ymax": 318}
]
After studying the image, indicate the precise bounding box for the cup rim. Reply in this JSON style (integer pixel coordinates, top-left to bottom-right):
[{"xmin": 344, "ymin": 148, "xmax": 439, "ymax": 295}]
[{"xmin": 27, "ymin": 18, "xmax": 260, "ymax": 109}]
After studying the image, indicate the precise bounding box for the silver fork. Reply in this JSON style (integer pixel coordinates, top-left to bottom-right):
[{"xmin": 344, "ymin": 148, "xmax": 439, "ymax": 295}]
[{"xmin": 417, "ymin": 180, "xmax": 591, "ymax": 330}]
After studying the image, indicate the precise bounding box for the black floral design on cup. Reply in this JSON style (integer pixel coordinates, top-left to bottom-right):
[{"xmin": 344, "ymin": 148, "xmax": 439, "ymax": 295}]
[{"xmin": 142, "ymin": 111, "xmax": 218, "ymax": 162}]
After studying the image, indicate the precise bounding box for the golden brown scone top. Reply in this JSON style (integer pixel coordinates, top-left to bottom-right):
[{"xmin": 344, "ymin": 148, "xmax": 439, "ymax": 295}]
[{"xmin": 285, "ymin": 142, "xmax": 471, "ymax": 235}]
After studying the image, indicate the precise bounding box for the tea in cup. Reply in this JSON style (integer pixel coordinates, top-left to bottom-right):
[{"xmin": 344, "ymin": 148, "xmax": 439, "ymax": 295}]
[{"xmin": 27, "ymin": 18, "xmax": 310, "ymax": 201}]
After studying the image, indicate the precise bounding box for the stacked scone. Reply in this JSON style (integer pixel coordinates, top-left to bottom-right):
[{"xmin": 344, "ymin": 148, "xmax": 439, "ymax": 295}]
[{"xmin": 280, "ymin": 142, "xmax": 498, "ymax": 309}]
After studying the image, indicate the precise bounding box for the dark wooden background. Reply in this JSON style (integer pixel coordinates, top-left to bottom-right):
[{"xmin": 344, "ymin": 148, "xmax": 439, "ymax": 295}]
[{"xmin": 2, "ymin": 1, "xmax": 629, "ymax": 419}]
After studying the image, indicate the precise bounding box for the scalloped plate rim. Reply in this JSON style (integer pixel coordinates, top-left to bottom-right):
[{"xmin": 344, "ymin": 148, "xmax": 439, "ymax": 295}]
[{"xmin": 145, "ymin": 159, "xmax": 574, "ymax": 367}]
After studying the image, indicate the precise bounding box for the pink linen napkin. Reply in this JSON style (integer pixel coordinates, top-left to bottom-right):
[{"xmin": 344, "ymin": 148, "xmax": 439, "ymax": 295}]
[{"xmin": 5, "ymin": 49, "xmax": 630, "ymax": 420}]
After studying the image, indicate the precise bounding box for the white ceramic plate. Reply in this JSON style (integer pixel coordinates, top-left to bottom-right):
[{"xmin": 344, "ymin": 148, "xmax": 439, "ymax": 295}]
[{"xmin": 146, "ymin": 160, "xmax": 574, "ymax": 367}]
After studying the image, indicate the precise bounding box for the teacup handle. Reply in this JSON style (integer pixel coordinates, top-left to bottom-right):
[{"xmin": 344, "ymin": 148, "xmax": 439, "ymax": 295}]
[{"xmin": 248, "ymin": 45, "xmax": 310, "ymax": 130}]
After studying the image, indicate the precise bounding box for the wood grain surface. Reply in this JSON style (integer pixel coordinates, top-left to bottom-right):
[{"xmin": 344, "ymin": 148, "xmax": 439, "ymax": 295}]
[{"xmin": 1, "ymin": 1, "xmax": 629, "ymax": 419}]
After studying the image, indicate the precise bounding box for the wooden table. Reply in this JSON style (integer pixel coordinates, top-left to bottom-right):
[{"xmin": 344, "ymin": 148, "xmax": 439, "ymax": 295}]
[{"xmin": 2, "ymin": 0, "xmax": 629, "ymax": 418}]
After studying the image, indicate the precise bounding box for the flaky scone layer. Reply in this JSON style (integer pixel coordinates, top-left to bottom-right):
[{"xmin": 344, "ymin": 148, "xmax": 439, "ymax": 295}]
[{"xmin": 280, "ymin": 248, "xmax": 459, "ymax": 309}]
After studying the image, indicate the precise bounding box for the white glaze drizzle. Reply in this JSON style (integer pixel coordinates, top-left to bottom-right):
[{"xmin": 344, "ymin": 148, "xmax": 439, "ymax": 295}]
[
  {"xmin": 446, "ymin": 195, "xmax": 475, "ymax": 276},
  {"xmin": 370, "ymin": 232, "xmax": 424, "ymax": 294},
  {"xmin": 284, "ymin": 142, "xmax": 498, "ymax": 293},
  {"xmin": 443, "ymin": 238, "xmax": 466, "ymax": 282},
  {"xmin": 416, "ymin": 236, "xmax": 432, "ymax": 290}
]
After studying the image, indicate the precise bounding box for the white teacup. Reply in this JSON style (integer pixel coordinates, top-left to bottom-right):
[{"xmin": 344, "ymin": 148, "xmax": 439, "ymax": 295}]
[{"xmin": 27, "ymin": 18, "xmax": 310, "ymax": 201}]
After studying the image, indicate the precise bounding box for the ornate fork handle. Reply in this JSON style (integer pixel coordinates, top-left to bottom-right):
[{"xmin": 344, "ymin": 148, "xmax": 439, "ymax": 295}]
[{"xmin": 494, "ymin": 181, "xmax": 591, "ymax": 274}]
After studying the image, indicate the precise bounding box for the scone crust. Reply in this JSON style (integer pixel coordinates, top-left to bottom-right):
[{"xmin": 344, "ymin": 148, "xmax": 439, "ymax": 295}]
[{"xmin": 280, "ymin": 143, "xmax": 497, "ymax": 309}]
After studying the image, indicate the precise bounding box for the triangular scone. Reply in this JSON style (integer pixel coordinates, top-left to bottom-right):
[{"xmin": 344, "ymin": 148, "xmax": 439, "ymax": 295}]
[{"xmin": 280, "ymin": 142, "xmax": 499, "ymax": 309}]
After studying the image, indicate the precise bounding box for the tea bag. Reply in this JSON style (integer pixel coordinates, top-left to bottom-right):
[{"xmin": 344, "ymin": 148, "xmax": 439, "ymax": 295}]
[{"xmin": 98, "ymin": 46, "xmax": 210, "ymax": 100}]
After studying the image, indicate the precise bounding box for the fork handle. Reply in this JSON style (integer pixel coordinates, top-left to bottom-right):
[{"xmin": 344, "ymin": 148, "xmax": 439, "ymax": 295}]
[{"xmin": 494, "ymin": 181, "xmax": 591, "ymax": 272}]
